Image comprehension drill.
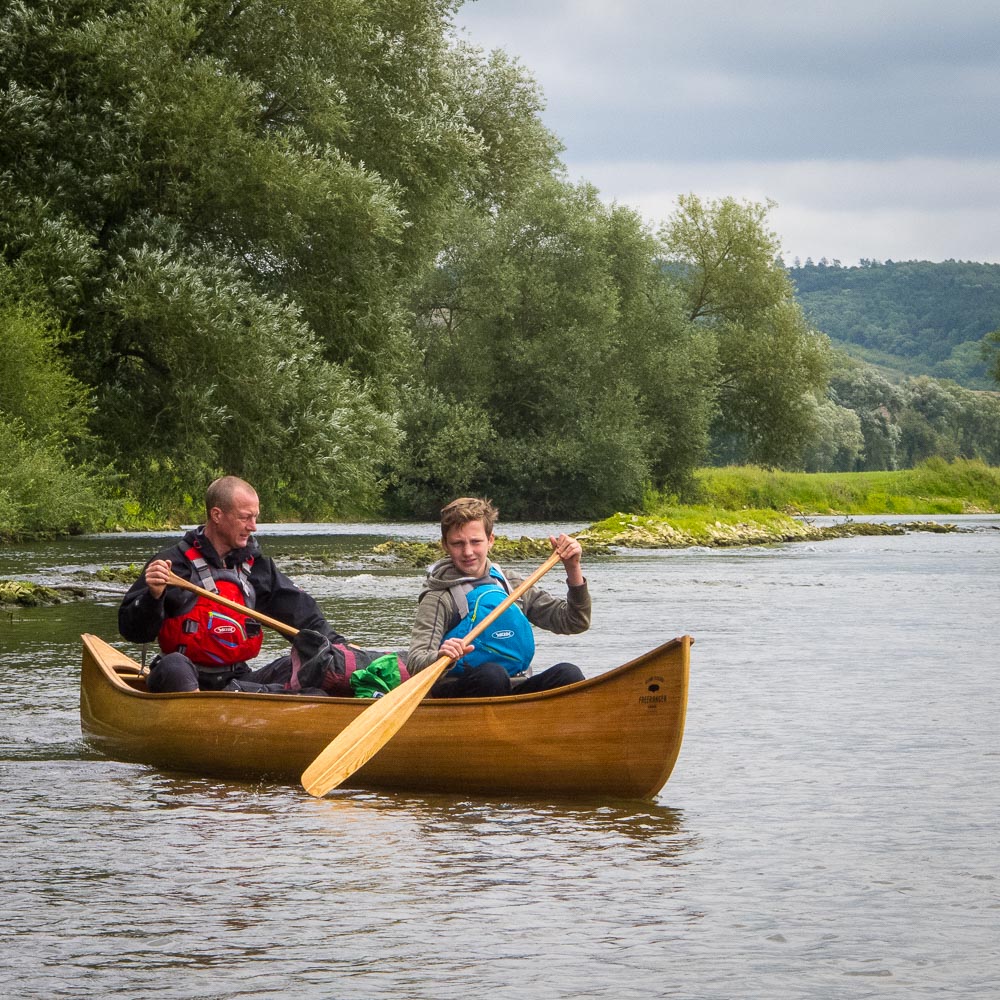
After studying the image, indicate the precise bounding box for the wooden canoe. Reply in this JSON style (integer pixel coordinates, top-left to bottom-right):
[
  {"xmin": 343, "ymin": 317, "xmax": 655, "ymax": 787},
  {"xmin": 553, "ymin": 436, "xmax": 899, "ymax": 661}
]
[{"xmin": 79, "ymin": 632, "xmax": 691, "ymax": 800}]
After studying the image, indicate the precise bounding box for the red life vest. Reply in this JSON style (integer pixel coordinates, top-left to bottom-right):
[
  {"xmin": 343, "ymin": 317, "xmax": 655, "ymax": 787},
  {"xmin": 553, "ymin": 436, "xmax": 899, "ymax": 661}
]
[{"xmin": 157, "ymin": 548, "xmax": 264, "ymax": 666}]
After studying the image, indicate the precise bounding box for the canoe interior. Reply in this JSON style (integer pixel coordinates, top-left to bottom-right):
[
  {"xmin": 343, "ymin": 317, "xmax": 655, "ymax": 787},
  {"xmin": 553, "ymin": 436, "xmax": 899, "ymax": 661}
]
[{"xmin": 80, "ymin": 632, "xmax": 691, "ymax": 800}]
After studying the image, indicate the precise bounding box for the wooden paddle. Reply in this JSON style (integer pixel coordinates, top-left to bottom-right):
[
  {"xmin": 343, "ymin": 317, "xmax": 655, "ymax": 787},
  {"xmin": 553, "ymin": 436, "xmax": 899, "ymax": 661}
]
[
  {"xmin": 300, "ymin": 548, "xmax": 563, "ymax": 798},
  {"xmin": 164, "ymin": 570, "xmax": 299, "ymax": 639}
]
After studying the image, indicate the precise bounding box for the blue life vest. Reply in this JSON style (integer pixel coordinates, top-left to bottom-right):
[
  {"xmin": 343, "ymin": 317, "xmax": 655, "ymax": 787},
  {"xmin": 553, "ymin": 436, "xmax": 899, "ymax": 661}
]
[{"xmin": 443, "ymin": 566, "xmax": 535, "ymax": 677}]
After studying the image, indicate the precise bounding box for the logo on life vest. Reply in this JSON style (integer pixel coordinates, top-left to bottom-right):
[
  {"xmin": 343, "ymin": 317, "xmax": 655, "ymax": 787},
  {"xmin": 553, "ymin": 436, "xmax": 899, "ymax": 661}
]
[
  {"xmin": 207, "ymin": 612, "xmax": 246, "ymax": 648},
  {"xmin": 492, "ymin": 628, "xmax": 515, "ymax": 639}
]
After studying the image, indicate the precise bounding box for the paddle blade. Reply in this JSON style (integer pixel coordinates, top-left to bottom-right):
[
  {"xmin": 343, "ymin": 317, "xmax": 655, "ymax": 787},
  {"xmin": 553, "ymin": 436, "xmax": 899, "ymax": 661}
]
[{"xmin": 301, "ymin": 656, "xmax": 450, "ymax": 797}]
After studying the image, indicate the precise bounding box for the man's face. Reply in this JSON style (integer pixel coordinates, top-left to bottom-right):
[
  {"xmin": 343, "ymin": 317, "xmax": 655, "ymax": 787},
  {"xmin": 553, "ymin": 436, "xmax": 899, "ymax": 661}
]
[
  {"xmin": 209, "ymin": 487, "xmax": 260, "ymax": 554},
  {"xmin": 443, "ymin": 519, "xmax": 494, "ymax": 578}
]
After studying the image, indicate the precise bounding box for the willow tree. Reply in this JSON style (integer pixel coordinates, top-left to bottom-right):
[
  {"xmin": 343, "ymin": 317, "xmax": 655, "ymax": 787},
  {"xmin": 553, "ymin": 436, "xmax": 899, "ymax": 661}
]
[{"xmin": 0, "ymin": 0, "xmax": 559, "ymax": 514}]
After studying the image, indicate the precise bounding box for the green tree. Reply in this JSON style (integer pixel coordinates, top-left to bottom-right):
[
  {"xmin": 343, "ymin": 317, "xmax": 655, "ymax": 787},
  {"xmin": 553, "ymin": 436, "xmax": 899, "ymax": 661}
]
[
  {"xmin": 0, "ymin": 282, "xmax": 89, "ymax": 447},
  {"xmin": 0, "ymin": 417, "xmax": 116, "ymax": 539},
  {"xmin": 827, "ymin": 356, "xmax": 904, "ymax": 470},
  {"xmin": 609, "ymin": 216, "xmax": 716, "ymax": 498},
  {"xmin": 0, "ymin": 0, "xmax": 559, "ymax": 514},
  {"xmin": 799, "ymin": 397, "xmax": 865, "ymax": 472},
  {"xmin": 0, "ymin": 269, "xmax": 115, "ymax": 537},
  {"xmin": 663, "ymin": 194, "xmax": 790, "ymax": 326},
  {"xmin": 956, "ymin": 389, "xmax": 1000, "ymax": 465},
  {"xmin": 984, "ymin": 327, "xmax": 1000, "ymax": 386},
  {"xmin": 710, "ymin": 303, "xmax": 832, "ymax": 467},
  {"xmin": 383, "ymin": 385, "xmax": 496, "ymax": 519},
  {"xmin": 895, "ymin": 376, "xmax": 1000, "ymax": 468},
  {"xmin": 896, "ymin": 377, "xmax": 962, "ymax": 466},
  {"xmin": 410, "ymin": 178, "xmax": 659, "ymax": 518},
  {"xmin": 661, "ymin": 195, "xmax": 832, "ymax": 467},
  {"xmin": 104, "ymin": 240, "xmax": 404, "ymax": 513}
]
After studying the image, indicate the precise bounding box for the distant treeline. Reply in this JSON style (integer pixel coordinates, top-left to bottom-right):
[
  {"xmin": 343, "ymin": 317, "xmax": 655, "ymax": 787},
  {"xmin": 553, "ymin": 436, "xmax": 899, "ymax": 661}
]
[
  {"xmin": 2, "ymin": 3, "xmax": 1000, "ymax": 540},
  {"xmin": 789, "ymin": 259, "xmax": 1000, "ymax": 388}
]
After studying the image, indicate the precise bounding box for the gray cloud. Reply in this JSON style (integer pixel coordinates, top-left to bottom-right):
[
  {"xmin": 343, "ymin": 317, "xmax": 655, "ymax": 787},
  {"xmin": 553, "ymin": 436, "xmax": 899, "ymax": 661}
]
[{"xmin": 454, "ymin": 0, "xmax": 1000, "ymax": 261}]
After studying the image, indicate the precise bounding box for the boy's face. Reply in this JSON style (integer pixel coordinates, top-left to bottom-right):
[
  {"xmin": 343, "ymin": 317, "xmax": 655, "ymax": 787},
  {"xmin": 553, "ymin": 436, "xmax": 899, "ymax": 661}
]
[{"xmin": 443, "ymin": 518, "xmax": 495, "ymax": 578}]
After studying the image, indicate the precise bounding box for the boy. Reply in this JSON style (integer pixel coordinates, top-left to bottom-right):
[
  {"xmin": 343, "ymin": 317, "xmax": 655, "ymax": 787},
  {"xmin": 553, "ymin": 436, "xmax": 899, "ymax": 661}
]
[{"xmin": 406, "ymin": 497, "xmax": 591, "ymax": 697}]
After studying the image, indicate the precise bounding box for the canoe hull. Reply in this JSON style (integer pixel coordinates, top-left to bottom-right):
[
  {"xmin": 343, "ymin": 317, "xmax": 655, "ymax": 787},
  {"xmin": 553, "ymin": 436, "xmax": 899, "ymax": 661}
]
[{"xmin": 80, "ymin": 633, "xmax": 690, "ymax": 799}]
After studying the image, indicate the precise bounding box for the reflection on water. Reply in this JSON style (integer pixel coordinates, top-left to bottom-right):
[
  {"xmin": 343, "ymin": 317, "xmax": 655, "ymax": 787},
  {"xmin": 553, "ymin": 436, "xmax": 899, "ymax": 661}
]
[
  {"xmin": 316, "ymin": 790, "xmax": 693, "ymax": 858},
  {"xmin": 2, "ymin": 521, "xmax": 999, "ymax": 998}
]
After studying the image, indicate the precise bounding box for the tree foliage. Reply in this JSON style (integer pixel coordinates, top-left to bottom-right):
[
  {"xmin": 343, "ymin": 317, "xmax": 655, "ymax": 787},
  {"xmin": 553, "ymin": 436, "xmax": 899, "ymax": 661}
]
[
  {"xmin": 663, "ymin": 194, "xmax": 789, "ymax": 326},
  {"xmin": 661, "ymin": 196, "xmax": 832, "ymax": 468},
  {"xmin": 410, "ymin": 178, "xmax": 657, "ymax": 517},
  {"xmin": 984, "ymin": 326, "xmax": 1000, "ymax": 386},
  {"xmin": 0, "ymin": 267, "xmax": 116, "ymax": 537},
  {"xmin": 0, "ymin": 0, "xmax": 560, "ymax": 516},
  {"xmin": 613, "ymin": 243, "xmax": 717, "ymax": 497},
  {"xmin": 824, "ymin": 354, "xmax": 1000, "ymax": 471},
  {"xmin": 383, "ymin": 384, "xmax": 496, "ymax": 519},
  {"xmin": 798, "ymin": 397, "xmax": 865, "ymax": 473},
  {"xmin": 1, "ymin": 3, "xmax": 991, "ymax": 529},
  {"xmin": 0, "ymin": 272, "xmax": 89, "ymax": 446}
]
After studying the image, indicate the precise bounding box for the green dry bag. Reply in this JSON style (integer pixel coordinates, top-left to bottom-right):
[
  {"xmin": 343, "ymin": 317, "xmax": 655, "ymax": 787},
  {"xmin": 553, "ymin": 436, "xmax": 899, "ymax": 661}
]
[{"xmin": 349, "ymin": 653, "xmax": 404, "ymax": 699}]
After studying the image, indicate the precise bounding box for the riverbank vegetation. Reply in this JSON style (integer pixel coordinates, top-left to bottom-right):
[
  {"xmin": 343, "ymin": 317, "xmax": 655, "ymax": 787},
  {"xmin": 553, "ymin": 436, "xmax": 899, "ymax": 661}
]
[
  {"xmin": 689, "ymin": 458, "xmax": 1000, "ymax": 515},
  {"xmin": 3, "ymin": 3, "xmax": 1000, "ymax": 542}
]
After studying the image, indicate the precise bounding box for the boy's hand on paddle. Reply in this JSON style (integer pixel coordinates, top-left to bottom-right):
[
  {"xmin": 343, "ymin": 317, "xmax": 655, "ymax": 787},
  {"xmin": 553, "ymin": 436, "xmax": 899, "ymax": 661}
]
[
  {"xmin": 549, "ymin": 534, "xmax": 584, "ymax": 586},
  {"xmin": 439, "ymin": 636, "xmax": 472, "ymax": 663}
]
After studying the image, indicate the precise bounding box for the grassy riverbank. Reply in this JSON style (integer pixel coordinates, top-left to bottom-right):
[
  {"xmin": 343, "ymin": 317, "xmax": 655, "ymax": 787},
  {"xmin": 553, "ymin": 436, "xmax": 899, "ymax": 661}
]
[
  {"xmin": 687, "ymin": 458, "xmax": 1000, "ymax": 515},
  {"xmin": 2, "ymin": 457, "xmax": 995, "ymax": 555},
  {"xmin": 578, "ymin": 509, "xmax": 957, "ymax": 551},
  {"xmin": 571, "ymin": 457, "xmax": 996, "ymax": 554}
]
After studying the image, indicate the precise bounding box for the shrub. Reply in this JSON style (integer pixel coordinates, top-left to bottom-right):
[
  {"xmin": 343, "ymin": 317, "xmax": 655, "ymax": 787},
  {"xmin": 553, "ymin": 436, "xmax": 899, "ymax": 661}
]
[{"xmin": 0, "ymin": 418, "xmax": 117, "ymax": 539}]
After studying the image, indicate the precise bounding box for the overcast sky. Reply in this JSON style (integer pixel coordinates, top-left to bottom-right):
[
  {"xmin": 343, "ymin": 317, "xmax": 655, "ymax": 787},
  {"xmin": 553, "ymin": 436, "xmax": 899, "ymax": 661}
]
[{"xmin": 452, "ymin": 1, "xmax": 1000, "ymax": 265}]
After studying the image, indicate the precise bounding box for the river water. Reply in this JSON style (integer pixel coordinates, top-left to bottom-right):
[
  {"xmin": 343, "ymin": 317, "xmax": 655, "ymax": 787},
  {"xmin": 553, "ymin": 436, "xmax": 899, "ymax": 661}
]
[{"xmin": 1, "ymin": 518, "xmax": 997, "ymax": 999}]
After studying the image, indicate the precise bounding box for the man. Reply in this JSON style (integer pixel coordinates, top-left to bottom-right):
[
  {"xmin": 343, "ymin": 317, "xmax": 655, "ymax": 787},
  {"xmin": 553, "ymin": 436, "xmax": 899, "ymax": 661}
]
[
  {"xmin": 407, "ymin": 496, "xmax": 591, "ymax": 697},
  {"xmin": 119, "ymin": 475, "xmax": 375, "ymax": 694}
]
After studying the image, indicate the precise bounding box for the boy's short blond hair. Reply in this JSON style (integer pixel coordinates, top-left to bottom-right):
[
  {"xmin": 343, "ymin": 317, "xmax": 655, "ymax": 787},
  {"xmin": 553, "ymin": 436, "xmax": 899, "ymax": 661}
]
[{"xmin": 439, "ymin": 497, "xmax": 499, "ymax": 541}]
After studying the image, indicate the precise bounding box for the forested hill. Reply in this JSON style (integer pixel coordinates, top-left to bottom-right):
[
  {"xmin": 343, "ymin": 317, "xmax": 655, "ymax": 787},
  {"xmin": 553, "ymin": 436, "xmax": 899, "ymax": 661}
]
[{"xmin": 789, "ymin": 260, "xmax": 1000, "ymax": 388}]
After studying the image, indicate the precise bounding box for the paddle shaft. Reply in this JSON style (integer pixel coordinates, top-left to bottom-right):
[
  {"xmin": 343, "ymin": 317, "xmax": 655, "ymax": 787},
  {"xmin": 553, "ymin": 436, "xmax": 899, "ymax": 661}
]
[
  {"xmin": 165, "ymin": 570, "xmax": 300, "ymax": 639},
  {"xmin": 301, "ymin": 548, "xmax": 564, "ymax": 798}
]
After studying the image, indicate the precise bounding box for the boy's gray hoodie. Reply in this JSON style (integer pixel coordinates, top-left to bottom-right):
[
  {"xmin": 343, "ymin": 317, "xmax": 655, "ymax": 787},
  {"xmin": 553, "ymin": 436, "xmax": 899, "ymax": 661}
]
[{"xmin": 406, "ymin": 556, "xmax": 591, "ymax": 674}]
